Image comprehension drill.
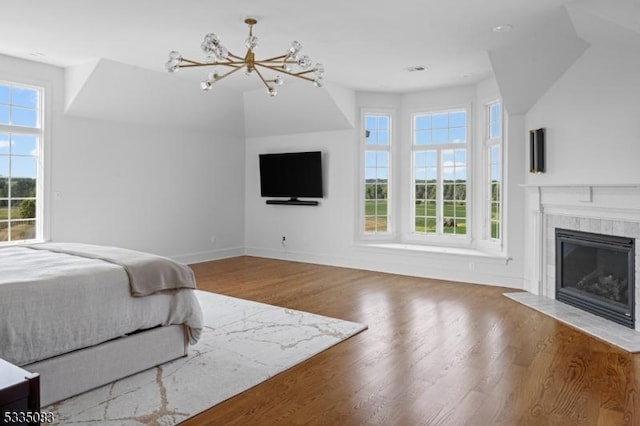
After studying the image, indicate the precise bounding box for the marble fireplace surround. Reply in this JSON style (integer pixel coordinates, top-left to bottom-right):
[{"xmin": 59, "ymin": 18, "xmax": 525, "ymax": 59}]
[{"xmin": 511, "ymin": 184, "xmax": 640, "ymax": 352}]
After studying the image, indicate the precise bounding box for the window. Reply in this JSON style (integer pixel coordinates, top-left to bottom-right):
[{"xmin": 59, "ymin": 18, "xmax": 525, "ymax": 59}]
[
  {"xmin": 486, "ymin": 101, "xmax": 502, "ymax": 240},
  {"xmin": 358, "ymin": 97, "xmax": 505, "ymax": 254},
  {"xmin": 363, "ymin": 113, "xmax": 391, "ymax": 234},
  {"xmin": 0, "ymin": 81, "xmax": 43, "ymax": 243},
  {"xmin": 412, "ymin": 109, "xmax": 468, "ymax": 237}
]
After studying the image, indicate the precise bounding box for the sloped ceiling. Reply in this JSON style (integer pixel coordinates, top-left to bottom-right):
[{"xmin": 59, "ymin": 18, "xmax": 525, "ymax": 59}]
[
  {"xmin": 567, "ymin": 0, "xmax": 640, "ymax": 49},
  {"xmin": 489, "ymin": 0, "xmax": 640, "ymax": 116},
  {"xmin": 64, "ymin": 58, "xmax": 355, "ymax": 138},
  {"xmin": 64, "ymin": 58, "xmax": 245, "ymax": 135},
  {"xmin": 488, "ymin": 6, "xmax": 589, "ymax": 115},
  {"xmin": 243, "ymin": 82, "xmax": 355, "ymax": 138}
]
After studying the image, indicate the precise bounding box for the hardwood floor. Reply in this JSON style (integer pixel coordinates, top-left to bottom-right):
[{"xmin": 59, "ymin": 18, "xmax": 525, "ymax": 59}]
[{"xmin": 183, "ymin": 256, "xmax": 640, "ymax": 426}]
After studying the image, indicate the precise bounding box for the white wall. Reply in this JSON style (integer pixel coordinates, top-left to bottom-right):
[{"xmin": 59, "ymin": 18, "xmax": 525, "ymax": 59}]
[
  {"xmin": 1, "ymin": 54, "xmax": 246, "ymax": 262},
  {"xmin": 245, "ymin": 130, "xmax": 357, "ymax": 259},
  {"xmin": 525, "ymin": 44, "xmax": 640, "ymax": 185},
  {"xmin": 245, "ymin": 79, "xmax": 527, "ymax": 288},
  {"xmin": 51, "ymin": 116, "xmax": 245, "ymax": 262},
  {"xmin": 523, "ymin": 41, "xmax": 640, "ymax": 293}
]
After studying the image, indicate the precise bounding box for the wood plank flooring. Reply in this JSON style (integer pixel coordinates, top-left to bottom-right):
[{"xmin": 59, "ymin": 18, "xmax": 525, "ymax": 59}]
[{"xmin": 183, "ymin": 256, "xmax": 640, "ymax": 426}]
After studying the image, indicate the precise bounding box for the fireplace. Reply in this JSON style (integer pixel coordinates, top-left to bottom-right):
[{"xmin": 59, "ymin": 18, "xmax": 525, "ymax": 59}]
[{"xmin": 555, "ymin": 228, "xmax": 635, "ymax": 328}]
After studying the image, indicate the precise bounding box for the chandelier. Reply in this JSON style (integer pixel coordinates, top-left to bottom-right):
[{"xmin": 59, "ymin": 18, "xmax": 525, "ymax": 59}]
[{"xmin": 165, "ymin": 18, "xmax": 325, "ymax": 96}]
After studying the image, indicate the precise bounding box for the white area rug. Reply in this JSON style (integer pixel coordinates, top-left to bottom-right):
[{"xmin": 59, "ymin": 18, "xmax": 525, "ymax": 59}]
[{"xmin": 46, "ymin": 290, "xmax": 367, "ymax": 425}]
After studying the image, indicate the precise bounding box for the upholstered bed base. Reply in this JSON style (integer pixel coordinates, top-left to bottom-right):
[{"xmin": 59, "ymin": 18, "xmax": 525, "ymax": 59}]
[{"xmin": 25, "ymin": 324, "xmax": 189, "ymax": 407}]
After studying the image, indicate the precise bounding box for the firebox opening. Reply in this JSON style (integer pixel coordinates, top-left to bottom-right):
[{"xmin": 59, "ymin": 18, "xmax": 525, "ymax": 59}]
[{"xmin": 556, "ymin": 228, "xmax": 635, "ymax": 329}]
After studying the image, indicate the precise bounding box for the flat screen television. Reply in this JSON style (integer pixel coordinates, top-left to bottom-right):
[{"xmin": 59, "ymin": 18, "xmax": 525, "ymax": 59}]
[{"xmin": 259, "ymin": 151, "xmax": 323, "ymax": 205}]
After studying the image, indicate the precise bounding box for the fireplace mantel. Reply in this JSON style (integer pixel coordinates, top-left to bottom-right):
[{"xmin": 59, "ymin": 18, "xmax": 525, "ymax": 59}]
[{"xmin": 525, "ymin": 183, "xmax": 640, "ymax": 222}]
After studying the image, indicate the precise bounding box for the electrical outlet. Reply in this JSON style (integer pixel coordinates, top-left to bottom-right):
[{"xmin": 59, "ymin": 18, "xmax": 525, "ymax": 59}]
[
  {"xmin": 281, "ymin": 236, "xmax": 286, "ymax": 246},
  {"xmin": 210, "ymin": 235, "xmax": 216, "ymax": 244}
]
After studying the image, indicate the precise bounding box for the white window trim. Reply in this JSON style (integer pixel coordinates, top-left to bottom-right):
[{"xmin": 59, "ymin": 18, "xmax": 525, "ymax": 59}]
[
  {"xmin": 0, "ymin": 76, "xmax": 51, "ymax": 245},
  {"xmin": 477, "ymin": 98, "xmax": 506, "ymax": 254},
  {"xmin": 486, "ymin": 101, "xmax": 502, "ymax": 240},
  {"xmin": 404, "ymin": 104, "xmax": 473, "ymax": 247},
  {"xmin": 356, "ymin": 98, "xmax": 507, "ymax": 259},
  {"xmin": 358, "ymin": 108, "xmax": 395, "ymax": 241}
]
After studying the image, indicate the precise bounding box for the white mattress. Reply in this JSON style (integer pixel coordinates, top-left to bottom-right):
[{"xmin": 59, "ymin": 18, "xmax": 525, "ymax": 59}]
[{"xmin": 0, "ymin": 245, "xmax": 203, "ymax": 366}]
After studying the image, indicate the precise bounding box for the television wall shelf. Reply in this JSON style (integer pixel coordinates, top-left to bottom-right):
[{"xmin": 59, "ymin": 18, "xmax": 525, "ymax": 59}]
[{"xmin": 266, "ymin": 198, "xmax": 319, "ymax": 206}]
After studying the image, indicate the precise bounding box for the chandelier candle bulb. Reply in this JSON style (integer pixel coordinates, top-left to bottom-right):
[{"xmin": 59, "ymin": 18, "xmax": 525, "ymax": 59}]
[
  {"xmin": 246, "ymin": 35, "xmax": 258, "ymax": 50},
  {"xmin": 165, "ymin": 18, "xmax": 325, "ymax": 96}
]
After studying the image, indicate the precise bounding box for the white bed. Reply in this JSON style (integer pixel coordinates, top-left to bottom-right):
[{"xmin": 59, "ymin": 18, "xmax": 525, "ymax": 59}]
[{"xmin": 0, "ymin": 242, "xmax": 204, "ymax": 406}]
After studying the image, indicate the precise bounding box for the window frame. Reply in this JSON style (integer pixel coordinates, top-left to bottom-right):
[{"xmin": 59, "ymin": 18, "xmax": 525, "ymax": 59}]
[
  {"xmin": 407, "ymin": 105, "xmax": 472, "ymax": 246},
  {"xmin": 0, "ymin": 79, "xmax": 46, "ymax": 244},
  {"xmin": 356, "ymin": 96, "xmax": 506, "ymax": 255},
  {"xmin": 484, "ymin": 99, "xmax": 504, "ymax": 246},
  {"xmin": 359, "ymin": 108, "xmax": 394, "ymax": 240}
]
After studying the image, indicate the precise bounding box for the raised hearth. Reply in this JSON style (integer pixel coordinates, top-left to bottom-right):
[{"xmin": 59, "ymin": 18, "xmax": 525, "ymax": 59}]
[{"xmin": 504, "ymin": 292, "xmax": 640, "ymax": 352}]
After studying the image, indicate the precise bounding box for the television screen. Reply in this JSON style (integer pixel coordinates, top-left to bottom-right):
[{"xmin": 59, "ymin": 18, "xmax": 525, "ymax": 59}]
[{"xmin": 259, "ymin": 151, "xmax": 323, "ymax": 199}]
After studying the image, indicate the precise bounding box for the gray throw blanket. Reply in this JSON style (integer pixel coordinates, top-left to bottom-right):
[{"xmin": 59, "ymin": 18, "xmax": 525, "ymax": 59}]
[{"xmin": 26, "ymin": 242, "xmax": 197, "ymax": 296}]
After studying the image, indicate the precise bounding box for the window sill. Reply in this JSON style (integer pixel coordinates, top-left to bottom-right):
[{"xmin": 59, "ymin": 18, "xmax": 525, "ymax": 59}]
[
  {"xmin": 0, "ymin": 239, "xmax": 45, "ymax": 247},
  {"xmin": 354, "ymin": 242, "xmax": 511, "ymax": 264}
]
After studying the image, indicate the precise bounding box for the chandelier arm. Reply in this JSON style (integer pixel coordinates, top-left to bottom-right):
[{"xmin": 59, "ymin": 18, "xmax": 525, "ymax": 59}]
[
  {"xmin": 257, "ymin": 54, "xmax": 290, "ymax": 63},
  {"xmin": 255, "ymin": 63, "xmax": 315, "ymax": 82},
  {"xmin": 180, "ymin": 58, "xmax": 205, "ymax": 66},
  {"xmin": 227, "ymin": 52, "xmax": 245, "ymax": 61},
  {"xmin": 180, "ymin": 62, "xmax": 244, "ymax": 69},
  {"xmin": 212, "ymin": 62, "xmax": 245, "ymax": 68},
  {"xmin": 252, "ymin": 67, "xmax": 274, "ymax": 90},
  {"xmin": 294, "ymin": 69, "xmax": 316, "ymax": 76},
  {"xmin": 179, "ymin": 63, "xmax": 212, "ymax": 69},
  {"xmin": 210, "ymin": 64, "xmax": 246, "ymax": 83},
  {"xmin": 278, "ymin": 59, "xmax": 317, "ymax": 68}
]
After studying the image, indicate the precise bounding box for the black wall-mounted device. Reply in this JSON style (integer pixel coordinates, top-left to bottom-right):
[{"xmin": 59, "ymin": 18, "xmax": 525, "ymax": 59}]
[{"xmin": 529, "ymin": 128, "xmax": 545, "ymax": 174}]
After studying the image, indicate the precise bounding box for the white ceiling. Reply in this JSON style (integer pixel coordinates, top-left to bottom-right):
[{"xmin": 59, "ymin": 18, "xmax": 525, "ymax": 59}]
[{"xmin": 0, "ymin": 0, "xmax": 637, "ymax": 93}]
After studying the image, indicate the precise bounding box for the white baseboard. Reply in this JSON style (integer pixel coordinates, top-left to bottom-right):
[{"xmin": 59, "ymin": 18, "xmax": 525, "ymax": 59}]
[
  {"xmin": 244, "ymin": 246, "xmax": 524, "ymax": 289},
  {"xmin": 172, "ymin": 246, "xmax": 245, "ymax": 265}
]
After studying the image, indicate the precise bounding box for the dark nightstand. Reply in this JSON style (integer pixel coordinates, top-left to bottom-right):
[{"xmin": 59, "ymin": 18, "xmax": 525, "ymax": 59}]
[{"xmin": 0, "ymin": 359, "xmax": 40, "ymax": 426}]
